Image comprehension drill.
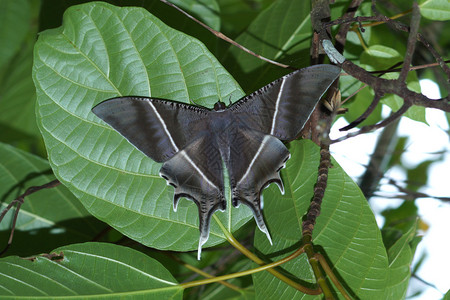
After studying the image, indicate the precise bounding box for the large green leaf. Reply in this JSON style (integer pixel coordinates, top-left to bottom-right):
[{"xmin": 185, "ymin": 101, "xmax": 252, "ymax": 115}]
[
  {"xmin": 252, "ymin": 140, "xmax": 414, "ymax": 299},
  {"xmin": 217, "ymin": 0, "xmax": 273, "ymax": 37},
  {"xmin": 33, "ymin": 2, "xmax": 253, "ymax": 253},
  {"xmin": 384, "ymin": 220, "xmax": 417, "ymax": 299},
  {"xmin": 0, "ymin": 0, "xmax": 45, "ymax": 154},
  {"xmin": 222, "ymin": 0, "xmax": 312, "ymax": 92},
  {"xmin": 0, "ymin": 0, "xmax": 31, "ymax": 70},
  {"xmin": 0, "ymin": 142, "xmax": 105, "ymax": 256},
  {"xmin": 0, "ymin": 242, "xmax": 182, "ymax": 298}
]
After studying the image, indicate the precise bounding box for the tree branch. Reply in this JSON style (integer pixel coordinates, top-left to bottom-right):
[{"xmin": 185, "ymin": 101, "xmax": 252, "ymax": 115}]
[
  {"xmin": 398, "ymin": 2, "xmax": 420, "ymax": 83},
  {"xmin": 0, "ymin": 179, "xmax": 61, "ymax": 256}
]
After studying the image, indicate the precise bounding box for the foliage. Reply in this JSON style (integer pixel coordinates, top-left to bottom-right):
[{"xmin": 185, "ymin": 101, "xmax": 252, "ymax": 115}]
[{"xmin": 0, "ymin": 0, "xmax": 448, "ymax": 299}]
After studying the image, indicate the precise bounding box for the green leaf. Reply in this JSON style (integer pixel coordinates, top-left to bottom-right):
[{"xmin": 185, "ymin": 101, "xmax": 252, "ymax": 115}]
[
  {"xmin": 0, "ymin": 39, "xmax": 38, "ymax": 139},
  {"xmin": 419, "ymin": 0, "xmax": 450, "ymax": 21},
  {"xmin": 361, "ymin": 45, "xmax": 403, "ymax": 67},
  {"xmin": 0, "ymin": 0, "xmax": 31, "ymax": 69},
  {"xmin": 0, "ymin": 0, "xmax": 45, "ymax": 154},
  {"xmin": 217, "ymin": 0, "xmax": 273, "ymax": 36},
  {"xmin": 384, "ymin": 221, "xmax": 417, "ymax": 299},
  {"xmin": 252, "ymin": 140, "xmax": 412, "ymax": 298},
  {"xmin": 170, "ymin": 0, "xmax": 221, "ymax": 31},
  {"xmin": 406, "ymin": 159, "xmax": 438, "ymax": 192},
  {"xmin": 0, "ymin": 242, "xmax": 183, "ymax": 298},
  {"xmin": 0, "ymin": 142, "xmax": 106, "ymax": 256},
  {"xmin": 222, "ymin": 0, "xmax": 312, "ymax": 92},
  {"xmin": 382, "ymin": 201, "xmax": 418, "ymax": 245},
  {"xmin": 34, "ymin": 2, "xmax": 252, "ymax": 253}
]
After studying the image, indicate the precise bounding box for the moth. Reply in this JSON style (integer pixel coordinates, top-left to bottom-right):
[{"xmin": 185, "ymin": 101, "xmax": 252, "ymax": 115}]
[{"xmin": 92, "ymin": 64, "xmax": 340, "ymax": 258}]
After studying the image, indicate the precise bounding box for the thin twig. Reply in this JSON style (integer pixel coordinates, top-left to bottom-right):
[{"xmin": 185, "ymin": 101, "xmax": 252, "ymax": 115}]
[
  {"xmin": 0, "ymin": 179, "xmax": 61, "ymax": 256},
  {"xmin": 384, "ymin": 179, "xmax": 450, "ymax": 202},
  {"xmin": 358, "ymin": 119, "xmax": 400, "ymax": 199},
  {"xmin": 159, "ymin": 0, "xmax": 290, "ymax": 69},
  {"xmin": 417, "ymin": 33, "xmax": 450, "ymax": 81},
  {"xmin": 369, "ymin": 60, "xmax": 450, "ymax": 75},
  {"xmin": 325, "ymin": 7, "xmax": 450, "ymax": 79},
  {"xmin": 213, "ymin": 215, "xmax": 321, "ymax": 295},
  {"xmin": 331, "ymin": 103, "xmax": 410, "ymax": 143},
  {"xmin": 334, "ymin": 0, "xmax": 365, "ymax": 52},
  {"xmin": 339, "ymin": 92, "xmax": 383, "ymax": 131},
  {"xmin": 371, "ymin": 1, "xmax": 450, "ymax": 79},
  {"xmin": 169, "ymin": 254, "xmax": 241, "ymax": 292}
]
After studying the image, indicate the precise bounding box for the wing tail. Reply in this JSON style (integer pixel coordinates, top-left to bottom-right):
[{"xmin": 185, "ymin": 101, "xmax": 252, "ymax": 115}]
[
  {"xmin": 159, "ymin": 136, "xmax": 225, "ymax": 259},
  {"xmin": 229, "ymin": 132, "xmax": 289, "ymax": 244}
]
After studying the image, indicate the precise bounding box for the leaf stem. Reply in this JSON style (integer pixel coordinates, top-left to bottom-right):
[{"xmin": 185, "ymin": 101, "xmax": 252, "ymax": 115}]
[
  {"xmin": 179, "ymin": 238, "xmax": 314, "ymax": 293},
  {"xmin": 302, "ymin": 234, "xmax": 334, "ymax": 299},
  {"xmin": 0, "ymin": 179, "xmax": 61, "ymax": 256},
  {"xmin": 316, "ymin": 253, "xmax": 353, "ymax": 300},
  {"xmin": 169, "ymin": 254, "xmax": 241, "ymax": 292},
  {"xmin": 213, "ymin": 216, "xmax": 321, "ymax": 295}
]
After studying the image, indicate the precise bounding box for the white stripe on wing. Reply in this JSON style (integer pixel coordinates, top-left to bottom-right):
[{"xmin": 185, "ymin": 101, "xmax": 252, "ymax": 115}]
[
  {"xmin": 270, "ymin": 77, "xmax": 286, "ymax": 135},
  {"xmin": 146, "ymin": 100, "xmax": 179, "ymax": 152}
]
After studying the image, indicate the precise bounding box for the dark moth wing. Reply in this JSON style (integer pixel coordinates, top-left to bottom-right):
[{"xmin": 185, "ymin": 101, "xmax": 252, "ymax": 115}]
[
  {"xmin": 227, "ymin": 129, "xmax": 290, "ymax": 245},
  {"xmin": 91, "ymin": 64, "xmax": 340, "ymax": 259},
  {"xmin": 92, "ymin": 97, "xmax": 210, "ymax": 162},
  {"xmin": 230, "ymin": 64, "xmax": 341, "ymax": 140},
  {"xmin": 93, "ymin": 97, "xmax": 226, "ymax": 259},
  {"xmin": 226, "ymin": 64, "xmax": 340, "ymax": 245}
]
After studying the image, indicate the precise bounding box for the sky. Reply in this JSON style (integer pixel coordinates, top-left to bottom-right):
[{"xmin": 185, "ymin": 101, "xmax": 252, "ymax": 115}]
[{"xmin": 329, "ymin": 79, "xmax": 449, "ymax": 299}]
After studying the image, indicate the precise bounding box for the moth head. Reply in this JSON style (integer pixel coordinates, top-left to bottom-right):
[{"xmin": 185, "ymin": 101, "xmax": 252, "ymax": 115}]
[{"xmin": 213, "ymin": 101, "xmax": 227, "ymax": 111}]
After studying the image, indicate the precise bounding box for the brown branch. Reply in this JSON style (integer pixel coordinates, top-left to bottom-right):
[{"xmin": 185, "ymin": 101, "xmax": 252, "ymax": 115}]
[
  {"xmin": 302, "ymin": 145, "xmax": 331, "ymax": 236},
  {"xmin": 159, "ymin": 0, "xmax": 291, "ymax": 69},
  {"xmin": 371, "ymin": 0, "xmax": 450, "ymax": 80},
  {"xmin": 383, "ymin": 179, "xmax": 450, "ymax": 202},
  {"xmin": 417, "ymin": 33, "xmax": 450, "ymax": 81},
  {"xmin": 319, "ymin": 4, "xmax": 449, "ymax": 146},
  {"xmin": 325, "ymin": 6, "xmax": 450, "ymax": 80},
  {"xmin": 399, "ymin": 2, "xmax": 420, "ymax": 83},
  {"xmin": 341, "ymin": 61, "xmax": 450, "ymax": 111},
  {"xmin": 368, "ymin": 60, "xmax": 450, "ymax": 75},
  {"xmin": 340, "ymin": 92, "xmax": 383, "ymax": 131},
  {"xmin": 358, "ymin": 119, "xmax": 400, "ymax": 199},
  {"xmin": 335, "ymin": 0, "xmax": 365, "ymax": 53},
  {"xmin": 326, "ymin": 15, "xmax": 386, "ymax": 27},
  {"xmin": 332, "ymin": 103, "xmax": 410, "ymax": 143},
  {"xmin": 0, "ymin": 179, "xmax": 61, "ymax": 256}
]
